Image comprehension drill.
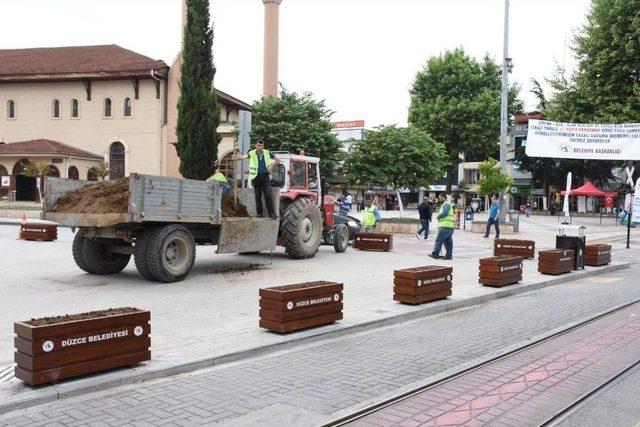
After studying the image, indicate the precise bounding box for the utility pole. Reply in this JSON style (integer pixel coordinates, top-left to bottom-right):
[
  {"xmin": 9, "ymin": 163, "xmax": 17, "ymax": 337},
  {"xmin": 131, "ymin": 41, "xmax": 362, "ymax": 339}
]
[{"xmin": 499, "ymin": 0, "xmax": 510, "ymax": 221}]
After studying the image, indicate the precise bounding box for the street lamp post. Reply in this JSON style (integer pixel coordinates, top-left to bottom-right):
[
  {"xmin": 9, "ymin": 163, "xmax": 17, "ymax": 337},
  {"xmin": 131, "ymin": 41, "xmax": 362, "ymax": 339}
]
[{"xmin": 499, "ymin": 0, "xmax": 510, "ymax": 220}]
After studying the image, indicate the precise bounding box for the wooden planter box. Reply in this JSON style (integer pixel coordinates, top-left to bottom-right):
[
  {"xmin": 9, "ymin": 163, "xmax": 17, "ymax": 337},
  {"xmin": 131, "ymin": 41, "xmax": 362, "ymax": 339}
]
[
  {"xmin": 493, "ymin": 239, "xmax": 535, "ymax": 259},
  {"xmin": 14, "ymin": 308, "xmax": 150, "ymax": 386},
  {"xmin": 393, "ymin": 266, "xmax": 453, "ymax": 305},
  {"xmin": 585, "ymin": 244, "xmax": 611, "ymax": 266},
  {"xmin": 353, "ymin": 232, "xmax": 393, "ymax": 251},
  {"xmin": 479, "ymin": 256, "xmax": 524, "ymax": 287},
  {"xmin": 21, "ymin": 223, "xmax": 57, "ymax": 241},
  {"xmin": 538, "ymin": 249, "xmax": 575, "ymax": 275},
  {"xmin": 259, "ymin": 281, "xmax": 343, "ymax": 333}
]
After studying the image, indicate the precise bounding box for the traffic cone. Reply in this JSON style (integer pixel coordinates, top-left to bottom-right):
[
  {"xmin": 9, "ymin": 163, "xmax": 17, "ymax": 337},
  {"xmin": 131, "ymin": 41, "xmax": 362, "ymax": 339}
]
[{"xmin": 17, "ymin": 211, "xmax": 27, "ymax": 240}]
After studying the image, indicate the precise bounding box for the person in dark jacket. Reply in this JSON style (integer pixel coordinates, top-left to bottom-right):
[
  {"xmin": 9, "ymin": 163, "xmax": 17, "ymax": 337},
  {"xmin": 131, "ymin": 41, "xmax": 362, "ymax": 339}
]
[{"xmin": 416, "ymin": 196, "xmax": 432, "ymax": 239}]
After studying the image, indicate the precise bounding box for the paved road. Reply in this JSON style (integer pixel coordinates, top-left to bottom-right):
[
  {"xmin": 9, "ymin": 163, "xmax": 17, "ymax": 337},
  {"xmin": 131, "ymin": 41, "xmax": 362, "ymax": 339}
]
[{"xmin": 2, "ymin": 265, "xmax": 640, "ymax": 426}]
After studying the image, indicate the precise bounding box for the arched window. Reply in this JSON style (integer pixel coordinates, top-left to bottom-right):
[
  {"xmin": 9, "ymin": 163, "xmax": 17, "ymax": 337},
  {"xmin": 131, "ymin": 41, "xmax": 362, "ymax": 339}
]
[
  {"xmin": 12, "ymin": 159, "xmax": 30, "ymax": 175},
  {"xmin": 87, "ymin": 168, "xmax": 98, "ymax": 181},
  {"xmin": 6, "ymin": 100, "xmax": 16, "ymax": 119},
  {"xmin": 104, "ymin": 98, "xmax": 112, "ymax": 117},
  {"xmin": 70, "ymin": 99, "xmax": 79, "ymax": 118},
  {"xmin": 109, "ymin": 142, "xmax": 125, "ymax": 179},
  {"xmin": 123, "ymin": 97, "xmax": 132, "ymax": 117},
  {"xmin": 0, "ymin": 165, "xmax": 8, "ymax": 176},
  {"xmin": 68, "ymin": 166, "xmax": 79, "ymax": 180},
  {"xmin": 47, "ymin": 166, "xmax": 60, "ymax": 177},
  {"xmin": 51, "ymin": 99, "xmax": 60, "ymax": 118}
]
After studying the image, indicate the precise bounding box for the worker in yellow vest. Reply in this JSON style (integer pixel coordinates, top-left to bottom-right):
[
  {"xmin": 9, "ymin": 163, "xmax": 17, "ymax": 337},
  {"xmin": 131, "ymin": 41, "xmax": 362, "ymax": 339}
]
[
  {"xmin": 232, "ymin": 139, "xmax": 280, "ymax": 218},
  {"xmin": 206, "ymin": 165, "xmax": 229, "ymax": 196},
  {"xmin": 429, "ymin": 193, "xmax": 455, "ymax": 260},
  {"xmin": 362, "ymin": 197, "xmax": 381, "ymax": 231}
]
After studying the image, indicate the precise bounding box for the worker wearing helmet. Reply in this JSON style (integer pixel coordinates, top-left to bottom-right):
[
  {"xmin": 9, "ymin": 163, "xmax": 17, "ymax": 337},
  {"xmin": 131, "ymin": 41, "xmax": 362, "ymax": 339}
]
[
  {"xmin": 362, "ymin": 197, "xmax": 381, "ymax": 231},
  {"xmin": 206, "ymin": 165, "xmax": 229, "ymax": 196},
  {"xmin": 232, "ymin": 139, "xmax": 280, "ymax": 218}
]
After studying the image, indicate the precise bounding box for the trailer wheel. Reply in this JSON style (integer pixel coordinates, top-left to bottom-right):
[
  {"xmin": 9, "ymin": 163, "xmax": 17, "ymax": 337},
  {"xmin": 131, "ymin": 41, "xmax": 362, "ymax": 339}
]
[
  {"xmin": 281, "ymin": 197, "xmax": 322, "ymax": 259},
  {"xmin": 134, "ymin": 228, "xmax": 155, "ymax": 280},
  {"xmin": 146, "ymin": 224, "xmax": 196, "ymax": 283},
  {"xmin": 333, "ymin": 224, "xmax": 349, "ymax": 253},
  {"xmin": 82, "ymin": 238, "xmax": 131, "ymax": 275},
  {"xmin": 72, "ymin": 233, "xmax": 91, "ymax": 273}
]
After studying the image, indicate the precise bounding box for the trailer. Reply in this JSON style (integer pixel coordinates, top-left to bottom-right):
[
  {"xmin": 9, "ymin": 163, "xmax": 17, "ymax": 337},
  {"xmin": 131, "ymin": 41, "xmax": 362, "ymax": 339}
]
[{"xmin": 45, "ymin": 173, "xmax": 281, "ymax": 283}]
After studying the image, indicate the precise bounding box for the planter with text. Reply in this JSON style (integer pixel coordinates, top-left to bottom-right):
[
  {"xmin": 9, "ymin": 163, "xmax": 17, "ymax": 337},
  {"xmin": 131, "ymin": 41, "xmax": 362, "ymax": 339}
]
[
  {"xmin": 493, "ymin": 239, "xmax": 535, "ymax": 259},
  {"xmin": 538, "ymin": 249, "xmax": 575, "ymax": 275},
  {"xmin": 585, "ymin": 244, "xmax": 611, "ymax": 266},
  {"xmin": 353, "ymin": 232, "xmax": 393, "ymax": 251},
  {"xmin": 14, "ymin": 308, "xmax": 150, "ymax": 386},
  {"xmin": 393, "ymin": 266, "xmax": 453, "ymax": 305},
  {"xmin": 259, "ymin": 281, "xmax": 343, "ymax": 333},
  {"xmin": 479, "ymin": 256, "xmax": 524, "ymax": 287},
  {"xmin": 21, "ymin": 223, "xmax": 57, "ymax": 241}
]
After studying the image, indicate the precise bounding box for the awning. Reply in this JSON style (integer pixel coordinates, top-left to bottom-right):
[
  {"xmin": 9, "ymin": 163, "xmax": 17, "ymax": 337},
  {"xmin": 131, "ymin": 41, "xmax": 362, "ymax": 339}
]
[{"xmin": 560, "ymin": 182, "xmax": 617, "ymax": 197}]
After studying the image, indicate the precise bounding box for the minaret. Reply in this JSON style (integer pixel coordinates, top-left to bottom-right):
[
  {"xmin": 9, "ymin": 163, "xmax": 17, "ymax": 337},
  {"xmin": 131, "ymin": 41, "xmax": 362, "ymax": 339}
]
[{"xmin": 262, "ymin": 0, "xmax": 283, "ymax": 97}]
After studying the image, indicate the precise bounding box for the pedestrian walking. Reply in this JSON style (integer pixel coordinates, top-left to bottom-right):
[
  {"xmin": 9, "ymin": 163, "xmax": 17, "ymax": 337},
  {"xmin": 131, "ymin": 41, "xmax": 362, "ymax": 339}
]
[
  {"xmin": 526, "ymin": 200, "xmax": 531, "ymax": 218},
  {"xmin": 550, "ymin": 202, "xmax": 556, "ymax": 216},
  {"xmin": 362, "ymin": 197, "xmax": 381, "ymax": 231},
  {"xmin": 357, "ymin": 194, "xmax": 363, "ymax": 212},
  {"xmin": 232, "ymin": 139, "xmax": 280, "ymax": 218},
  {"xmin": 429, "ymin": 193, "xmax": 455, "ymax": 260},
  {"xmin": 416, "ymin": 196, "xmax": 432, "ymax": 240},
  {"xmin": 484, "ymin": 196, "xmax": 500, "ymax": 239}
]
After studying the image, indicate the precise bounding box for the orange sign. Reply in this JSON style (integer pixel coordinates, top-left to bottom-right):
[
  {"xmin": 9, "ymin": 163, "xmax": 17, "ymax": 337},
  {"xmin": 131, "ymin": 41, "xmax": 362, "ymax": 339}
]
[{"xmin": 331, "ymin": 120, "xmax": 365, "ymax": 129}]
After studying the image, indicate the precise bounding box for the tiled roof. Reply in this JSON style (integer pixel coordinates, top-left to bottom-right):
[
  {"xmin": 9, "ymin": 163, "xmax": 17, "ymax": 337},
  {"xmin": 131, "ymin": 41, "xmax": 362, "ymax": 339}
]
[
  {"xmin": 0, "ymin": 45, "xmax": 168, "ymax": 81},
  {"xmin": 0, "ymin": 139, "xmax": 103, "ymax": 160}
]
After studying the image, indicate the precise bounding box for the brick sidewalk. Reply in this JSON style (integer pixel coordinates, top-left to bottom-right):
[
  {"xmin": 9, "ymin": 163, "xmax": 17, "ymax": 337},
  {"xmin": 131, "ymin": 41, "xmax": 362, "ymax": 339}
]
[
  {"xmin": 349, "ymin": 301, "xmax": 640, "ymax": 426},
  {"xmin": 1, "ymin": 267, "xmax": 639, "ymax": 426}
]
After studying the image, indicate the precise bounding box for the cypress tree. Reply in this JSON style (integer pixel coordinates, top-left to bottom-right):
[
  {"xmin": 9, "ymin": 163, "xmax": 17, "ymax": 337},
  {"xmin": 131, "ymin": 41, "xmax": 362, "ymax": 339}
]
[{"xmin": 175, "ymin": 0, "xmax": 220, "ymax": 180}]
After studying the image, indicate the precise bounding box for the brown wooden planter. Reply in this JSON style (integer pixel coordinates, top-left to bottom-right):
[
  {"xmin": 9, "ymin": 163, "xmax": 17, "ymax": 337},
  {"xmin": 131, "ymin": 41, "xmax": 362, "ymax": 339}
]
[
  {"xmin": 493, "ymin": 239, "xmax": 535, "ymax": 259},
  {"xmin": 479, "ymin": 256, "xmax": 523, "ymax": 287},
  {"xmin": 14, "ymin": 307, "xmax": 150, "ymax": 386},
  {"xmin": 353, "ymin": 232, "xmax": 393, "ymax": 251},
  {"xmin": 538, "ymin": 249, "xmax": 575, "ymax": 275},
  {"xmin": 585, "ymin": 244, "xmax": 612, "ymax": 266},
  {"xmin": 21, "ymin": 223, "xmax": 57, "ymax": 241},
  {"xmin": 259, "ymin": 281, "xmax": 343, "ymax": 333},
  {"xmin": 393, "ymin": 266, "xmax": 453, "ymax": 305}
]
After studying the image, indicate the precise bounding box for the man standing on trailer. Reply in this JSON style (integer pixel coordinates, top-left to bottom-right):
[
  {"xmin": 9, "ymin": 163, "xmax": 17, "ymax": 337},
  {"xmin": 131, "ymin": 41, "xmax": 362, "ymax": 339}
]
[{"xmin": 233, "ymin": 139, "xmax": 280, "ymax": 218}]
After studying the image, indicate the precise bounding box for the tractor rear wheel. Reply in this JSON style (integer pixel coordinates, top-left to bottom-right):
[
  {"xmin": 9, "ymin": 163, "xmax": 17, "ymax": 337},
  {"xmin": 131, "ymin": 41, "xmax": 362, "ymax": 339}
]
[
  {"xmin": 281, "ymin": 197, "xmax": 323, "ymax": 259},
  {"xmin": 146, "ymin": 224, "xmax": 196, "ymax": 283},
  {"xmin": 72, "ymin": 233, "xmax": 91, "ymax": 273}
]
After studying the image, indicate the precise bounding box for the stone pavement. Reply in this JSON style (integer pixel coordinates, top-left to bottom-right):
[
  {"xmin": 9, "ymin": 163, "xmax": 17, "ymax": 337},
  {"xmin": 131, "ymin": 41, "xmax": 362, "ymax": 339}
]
[
  {"xmin": 350, "ymin": 300, "xmax": 640, "ymax": 426},
  {"xmin": 1, "ymin": 266, "xmax": 639, "ymax": 426},
  {"xmin": 0, "ymin": 216, "xmax": 633, "ymax": 409}
]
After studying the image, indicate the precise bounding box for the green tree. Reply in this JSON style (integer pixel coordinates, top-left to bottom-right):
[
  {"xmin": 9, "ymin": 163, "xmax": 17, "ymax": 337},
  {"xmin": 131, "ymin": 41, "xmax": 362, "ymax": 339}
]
[
  {"xmin": 24, "ymin": 161, "xmax": 51, "ymax": 178},
  {"xmin": 344, "ymin": 125, "xmax": 448, "ymax": 190},
  {"xmin": 175, "ymin": 0, "xmax": 221, "ymax": 180},
  {"xmin": 478, "ymin": 157, "xmax": 513, "ymax": 196},
  {"xmin": 409, "ymin": 48, "xmax": 523, "ymax": 191},
  {"xmin": 88, "ymin": 162, "xmax": 110, "ymax": 181},
  {"xmin": 251, "ymin": 90, "xmax": 341, "ymax": 176}
]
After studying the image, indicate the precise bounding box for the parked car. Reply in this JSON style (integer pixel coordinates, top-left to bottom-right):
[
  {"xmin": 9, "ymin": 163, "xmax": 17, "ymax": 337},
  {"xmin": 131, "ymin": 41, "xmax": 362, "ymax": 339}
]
[{"xmin": 334, "ymin": 213, "xmax": 362, "ymax": 241}]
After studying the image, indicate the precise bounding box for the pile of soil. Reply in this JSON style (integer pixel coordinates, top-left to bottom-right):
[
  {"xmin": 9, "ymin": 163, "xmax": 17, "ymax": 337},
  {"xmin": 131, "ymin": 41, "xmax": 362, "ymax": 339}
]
[
  {"xmin": 24, "ymin": 307, "xmax": 141, "ymax": 326},
  {"xmin": 269, "ymin": 281, "xmax": 336, "ymax": 292},
  {"xmin": 221, "ymin": 196, "xmax": 250, "ymax": 217},
  {"xmin": 52, "ymin": 178, "xmax": 130, "ymax": 214}
]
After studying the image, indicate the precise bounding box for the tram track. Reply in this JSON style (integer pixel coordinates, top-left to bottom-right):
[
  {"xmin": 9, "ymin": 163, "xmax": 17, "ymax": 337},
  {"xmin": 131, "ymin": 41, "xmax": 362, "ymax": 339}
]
[{"xmin": 324, "ymin": 298, "xmax": 640, "ymax": 426}]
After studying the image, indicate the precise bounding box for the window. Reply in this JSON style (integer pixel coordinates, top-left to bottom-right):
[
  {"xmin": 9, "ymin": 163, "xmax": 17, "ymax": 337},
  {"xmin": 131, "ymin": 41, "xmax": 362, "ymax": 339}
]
[
  {"xmin": 109, "ymin": 142, "xmax": 125, "ymax": 179},
  {"xmin": 218, "ymin": 152, "xmax": 235, "ymax": 181},
  {"xmin": 51, "ymin": 99, "xmax": 60, "ymax": 118},
  {"xmin": 104, "ymin": 98, "xmax": 112, "ymax": 117},
  {"xmin": 290, "ymin": 161, "xmax": 306, "ymax": 188},
  {"xmin": 123, "ymin": 97, "xmax": 132, "ymax": 117},
  {"xmin": 87, "ymin": 168, "xmax": 98, "ymax": 181},
  {"xmin": 68, "ymin": 166, "xmax": 79, "ymax": 180},
  {"xmin": 47, "ymin": 166, "xmax": 60, "ymax": 177},
  {"xmin": 12, "ymin": 159, "xmax": 30, "ymax": 175},
  {"xmin": 70, "ymin": 99, "xmax": 79, "ymax": 118},
  {"xmin": 6, "ymin": 100, "xmax": 16, "ymax": 119}
]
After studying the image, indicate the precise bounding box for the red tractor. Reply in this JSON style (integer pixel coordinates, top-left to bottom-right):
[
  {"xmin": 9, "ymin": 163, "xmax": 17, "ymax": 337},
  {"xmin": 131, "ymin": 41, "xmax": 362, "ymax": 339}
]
[{"xmin": 271, "ymin": 152, "xmax": 349, "ymax": 258}]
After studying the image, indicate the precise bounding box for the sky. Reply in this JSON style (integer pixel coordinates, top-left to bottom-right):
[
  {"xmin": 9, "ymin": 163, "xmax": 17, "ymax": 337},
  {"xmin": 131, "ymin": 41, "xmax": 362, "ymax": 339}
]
[{"xmin": 2, "ymin": 0, "xmax": 592, "ymax": 128}]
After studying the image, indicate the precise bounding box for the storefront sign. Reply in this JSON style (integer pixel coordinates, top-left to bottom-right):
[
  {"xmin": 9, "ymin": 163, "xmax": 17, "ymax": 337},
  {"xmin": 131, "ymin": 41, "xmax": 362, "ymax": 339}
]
[
  {"xmin": 331, "ymin": 120, "xmax": 365, "ymax": 129},
  {"xmin": 526, "ymin": 120, "xmax": 640, "ymax": 160}
]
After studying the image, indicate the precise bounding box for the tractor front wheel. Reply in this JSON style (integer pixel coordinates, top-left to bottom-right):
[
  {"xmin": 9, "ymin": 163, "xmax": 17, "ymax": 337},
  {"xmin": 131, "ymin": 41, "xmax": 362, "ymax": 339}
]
[{"xmin": 281, "ymin": 197, "xmax": 323, "ymax": 259}]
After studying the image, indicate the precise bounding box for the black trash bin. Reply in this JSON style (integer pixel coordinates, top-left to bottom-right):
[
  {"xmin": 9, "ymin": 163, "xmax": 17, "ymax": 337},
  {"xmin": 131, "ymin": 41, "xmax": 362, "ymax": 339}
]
[{"xmin": 556, "ymin": 225, "xmax": 586, "ymax": 270}]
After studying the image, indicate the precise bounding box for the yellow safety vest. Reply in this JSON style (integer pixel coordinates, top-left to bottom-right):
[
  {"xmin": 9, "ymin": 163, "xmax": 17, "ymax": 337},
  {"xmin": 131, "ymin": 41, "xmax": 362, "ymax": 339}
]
[
  {"xmin": 248, "ymin": 149, "xmax": 272, "ymax": 181},
  {"xmin": 363, "ymin": 205, "xmax": 377, "ymax": 228},
  {"xmin": 438, "ymin": 202, "xmax": 455, "ymax": 228},
  {"xmin": 207, "ymin": 172, "xmax": 227, "ymax": 183}
]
